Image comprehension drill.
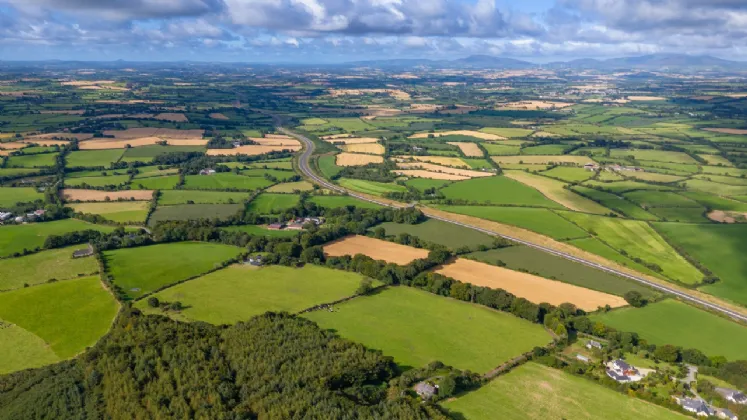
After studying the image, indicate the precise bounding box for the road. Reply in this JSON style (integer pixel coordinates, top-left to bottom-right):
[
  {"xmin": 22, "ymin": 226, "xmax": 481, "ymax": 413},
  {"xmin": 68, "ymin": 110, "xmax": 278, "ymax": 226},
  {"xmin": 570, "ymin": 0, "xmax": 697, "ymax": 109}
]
[{"xmin": 280, "ymin": 127, "xmax": 747, "ymax": 324}]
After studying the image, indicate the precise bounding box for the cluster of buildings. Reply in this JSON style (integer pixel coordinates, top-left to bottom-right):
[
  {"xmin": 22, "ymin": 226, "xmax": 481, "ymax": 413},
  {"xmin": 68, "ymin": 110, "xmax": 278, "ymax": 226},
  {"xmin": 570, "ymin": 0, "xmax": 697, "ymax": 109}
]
[
  {"xmin": 675, "ymin": 397, "xmax": 739, "ymax": 419},
  {"xmin": 0, "ymin": 209, "xmax": 45, "ymax": 224},
  {"xmin": 267, "ymin": 217, "xmax": 324, "ymax": 231},
  {"xmin": 605, "ymin": 359, "xmax": 645, "ymax": 383}
]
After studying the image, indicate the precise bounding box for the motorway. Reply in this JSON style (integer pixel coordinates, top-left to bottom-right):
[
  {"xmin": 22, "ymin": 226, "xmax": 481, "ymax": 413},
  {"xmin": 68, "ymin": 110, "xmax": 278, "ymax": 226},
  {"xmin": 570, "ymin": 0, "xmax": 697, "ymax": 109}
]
[{"xmin": 279, "ymin": 127, "xmax": 747, "ymax": 323}]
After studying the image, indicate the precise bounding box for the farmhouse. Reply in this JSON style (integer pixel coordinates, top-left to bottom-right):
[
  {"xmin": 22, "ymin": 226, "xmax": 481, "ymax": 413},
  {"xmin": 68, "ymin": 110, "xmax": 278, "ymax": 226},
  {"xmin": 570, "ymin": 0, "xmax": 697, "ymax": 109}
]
[
  {"xmin": 576, "ymin": 354, "xmax": 591, "ymax": 363},
  {"xmin": 0, "ymin": 211, "xmax": 12, "ymax": 221},
  {"xmin": 286, "ymin": 221, "xmax": 305, "ymax": 231},
  {"xmin": 414, "ymin": 382, "xmax": 437, "ymax": 400},
  {"xmin": 586, "ymin": 340, "xmax": 603, "ymax": 350},
  {"xmin": 717, "ymin": 388, "xmax": 747, "ymax": 404},
  {"xmin": 246, "ymin": 255, "xmax": 263, "ymax": 266},
  {"xmin": 675, "ymin": 397, "xmax": 714, "ymax": 417},
  {"xmin": 717, "ymin": 408, "xmax": 738, "ymax": 420},
  {"xmin": 72, "ymin": 245, "xmax": 94, "ymax": 259},
  {"xmin": 199, "ymin": 169, "xmax": 216, "ymax": 176},
  {"xmin": 266, "ymin": 223, "xmax": 285, "ymax": 230},
  {"xmin": 605, "ymin": 359, "xmax": 643, "ymax": 383}
]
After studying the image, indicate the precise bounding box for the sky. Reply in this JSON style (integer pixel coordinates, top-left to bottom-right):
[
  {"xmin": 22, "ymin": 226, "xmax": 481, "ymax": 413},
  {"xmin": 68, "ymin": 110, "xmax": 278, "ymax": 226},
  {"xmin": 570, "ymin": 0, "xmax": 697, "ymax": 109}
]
[{"xmin": 0, "ymin": 0, "xmax": 746, "ymax": 63}]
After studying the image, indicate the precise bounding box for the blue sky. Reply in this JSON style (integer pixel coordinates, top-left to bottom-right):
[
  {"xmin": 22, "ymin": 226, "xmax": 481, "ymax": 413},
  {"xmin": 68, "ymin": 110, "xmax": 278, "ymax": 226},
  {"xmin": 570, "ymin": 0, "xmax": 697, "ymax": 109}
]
[{"xmin": 0, "ymin": 0, "xmax": 745, "ymax": 62}]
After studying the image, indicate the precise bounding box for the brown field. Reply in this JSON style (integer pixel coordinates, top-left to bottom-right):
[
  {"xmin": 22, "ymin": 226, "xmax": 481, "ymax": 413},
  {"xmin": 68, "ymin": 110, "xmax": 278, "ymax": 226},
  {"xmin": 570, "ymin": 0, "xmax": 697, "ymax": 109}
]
[
  {"xmin": 61, "ymin": 80, "xmax": 115, "ymax": 86},
  {"xmin": 434, "ymin": 258, "xmax": 627, "ymax": 311},
  {"xmin": 264, "ymin": 134, "xmax": 294, "ymax": 139},
  {"xmin": 492, "ymin": 155, "xmax": 594, "ymax": 166},
  {"xmin": 409, "ymin": 103, "xmax": 443, "ymax": 112},
  {"xmin": 498, "ymin": 101, "xmax": 574, "ymax": 110},
  {"xmin": 79, "ymin": 85, "xmax": 129, "ymax": 91},
  {"xmin": 0, "ymin": 150, "xmax": 10, "ymax": 156},
  {"xmin": 39, "ymin": 110, "xmax": 85, "ymax": 115},
  {"xmin": 396, "ymin": 162, "xmax": 494, "ymax": 178},
  {"xmin": 0, "ymin": 142, "xmax": 28, "ymax": 149},
  {"xmin": 102, "ymin": 128, "xmax": 204, "ymax": 139},
  {"xmin": 129, "ymin": 113, "xmax": 188, "ymax": 122},
  {"xmin": 61, "ymin": 189, "xmax": 154, "ymax": 202},
  {"xmin": 395, "ymin": 155, "xmax": 469, "ymax": 168},
  {"xmin": 322, "ymin": 134, "xmax": 356, "ymax": 140},
  {"xmin": 627, "ymin": 96, "xmax": 667, "ymax": 101},
  {"xmin": 531, "ymin": 131, "xmax": 561, "ymax": 138},
  {"xmin": 447, "ymin": 142, "xmax": 483, "ymax": 157},
  {"xmin": 340, "ymin": 143, "xmax": 385, "ymax": 155},
  {"xmin": 24, "ymin": 132, "xmax": 94, "ymax": 142},
  {"xmin": 363, "ymin": 106, "xmax": 402, "ymax": 117},
  {"xmin": 324, "ymin": 137, "xmax": 379, "ymax": 145},
  {"xmin": 209, "ymin": 113, "xmax": 229, "ymax": 120},
  {"xmin": 77, "ymin": 137, "xmax": 209, "ymax": 150},
  {"xmin": 336, "ymin": 153, "xmax": 384, "ymax": 166},
  {"xmin": 393, "ymin": 170, "xmax": 469, "ymax": 181},
  {"xmin": 329, "ymin": 88, "xmax": 411, "ymax": 100},
  {"xmin": 323, "ymin": 235, "xmax": 429, "ymax": 265},
  {"xmin": 249, "ymin": 137, "xmax": 301, "ymax": 147},
  {"xmin": 703, "ymin": 128, "xmax": 747, "ymax": 135},
  {"xmin": 207, "ymin": 144, "xmax": 301, "ymax": 156},
  {"xmin": 707, "ymin": 210, "xmax": 747, "ymax": 224},
  {"xmin": 409, "ymin": 130, "xmax": 505, "ymax": 141}
]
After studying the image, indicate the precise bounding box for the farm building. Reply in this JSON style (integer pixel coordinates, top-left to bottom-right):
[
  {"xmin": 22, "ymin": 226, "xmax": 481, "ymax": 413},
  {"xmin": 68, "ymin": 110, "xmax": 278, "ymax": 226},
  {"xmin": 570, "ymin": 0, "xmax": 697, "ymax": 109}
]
[
  {"xmin": 586, "ymin": 340, "xmax": 603, "ymax": 350},
  {"xmin": 717, "ymin": 409, "xmax": 738, "ymax": 420},
  {"xmin": 414, "ymin": 382, "xmax": 437, "ymax": 399},
  {"xmin": 266, "ymin": 223, "xmax": 285, "ymax": 230},
  {"xmin": 675, "ymin": 397, "xmax": 714, "ymax": 417},
  {"xmin": 199, "ymin": 169, "xmax": 216, "ymax": 175},
  {"xmin": 246, "ymin": 255, "xmax": 263, "ymax": 266},
  {"xmin": 605, "ymin": 359, "xmax": 643, "ymax": 383},
  {"xmin": 717, "ymin": 388, "xmax": 747, "ymax": 405},
  {"xmin": 72, "ymin": 245, "xmax": 94, "ymax": 258},
  {"xmin": 576, "ymin": 354, "xmax": 590, "ymax": 363}
]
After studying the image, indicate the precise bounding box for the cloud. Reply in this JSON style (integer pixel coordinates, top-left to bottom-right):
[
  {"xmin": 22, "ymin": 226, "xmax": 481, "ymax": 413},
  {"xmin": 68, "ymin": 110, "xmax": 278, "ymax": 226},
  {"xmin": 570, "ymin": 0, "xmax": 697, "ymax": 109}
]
[{"xmin": 3, "ymin": 0, "xmax": 225, "ymax": 20}]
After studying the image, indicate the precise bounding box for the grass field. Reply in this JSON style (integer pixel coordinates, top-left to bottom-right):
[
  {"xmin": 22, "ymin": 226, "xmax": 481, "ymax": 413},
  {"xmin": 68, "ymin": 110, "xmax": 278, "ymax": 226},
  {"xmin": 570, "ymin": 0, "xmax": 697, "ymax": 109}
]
[
  {"xmin": 6, "ymin": 153, "xmax": 59, "ymax": 168},
  {"xmin": 0, "ymin": 187, "xmax": 44, "ymax": 208},
  {"xmin": 104, "ymin": 242, "xmax": 243, "ymax": 299},
  {"xmin": 318, "ymin": 154, "xmax": 343, "ymax": 179},
  {"xmin": 266, "ymin": 181, "xmax": 314, "ymax": 193},
  {"xmin": 572, "ymin": 186, "xmax": 658, "ymax": 220},
  {"xmin": 541, "ymin": 166, "xmax": 595, "ymax": 183},
  {"xmin": 0, "ymin": 322, "xmax": 60, "ymax": 374},
  {"xmin": 442, "ymin": 362, "xmax": 686, "ymax": 420},
  {"xmin": 221, "ymin": 224, "xmax": 301, "ymax": 237},
  {"xmin": 566, "ymin": 237, "xmax": 665, "ymax": 278},
  {"xmin": 183, "ymin": 173, "xmax": 275, "ymax": 191},
  {"xmin": 685, "ymin": 179, "xmax": 747, "ymax": 196},
  {"xmin": 65, "ymin": 149, "xmax": 123, "ymax": 167},
  {"xmin": 405, "ymin": 178, "xmax": 451, "ymax": 192},
  {"xmin": 436, "ymin": 205, "xmax": 589, "ymax": 240},
  {"xmin": 560, "ymin": 212, "xmax": 704, "ymax": 284},
  {"xmin": 0, "ymin": 247, "xmax": 98, "ymax": 291},
  {"xmin": 611, "ymin": 149, "xmax": 697, "ymax": 164},
  {"xmin": 592, "ymin": 300, "xmax": 747, "ymax": 360},
  {"xmin": 466, "ymin": 246, "xmax": 655, "ymax": 298},
  {"xmin": 64, "ymin": 175, "xmax": 130, "ymax": 188},
  {"xmin": 157, "ymin": 190, "xmax": 248, "ymax": 205},
  {"xmin": 130, "ymin": 175, "xmax": 180, "ymax": 190},
  {"xmin": 239, "ymin": 168, "xmax": 297, "ymax": 181},
  {"xmin": 521, "ymin": 144, "xmax": 569, "ymax": 155},
  {"xmin": 305, "ymin": 286, "xmax": 550, "ymax": 372},
  {"xmin": 583, "ymin": 180, "xmax": 676, "ymax": 194},
  {"xmin": 680, "ymin": 191, "xmax": 747, "ymax": 212},
  {"xmin": 134, "ymin": 265, "xmax": 368, "ymax": 324},
  {"xmin": 337, "ymin": 178, "xmax": 407, "ymax": 196},
  {"xmin": 654, "ymin": 223, "xmax": 747, "ymax": 306},
  {"xmin": 480, "ymin": 127, "xmax": 534, "ymax": 138},
  {"xmin": 69, "ymin": 201, "xmax": 150, "ymax": 223},
  {"xmin": 504, "ymin": 171, "xmax": 612, "ymax": 214},
  {"xmin": 624, "ymin": 190, "xmax": 701, "ymax": 208},
  {"xmin": 0, "ymin": 219, "xmax": 119, "ymax": 257},
  {"xmin": 309, "ymin": 195, "xmax": 383, "ymax": 209},
  {"xmin": 647, "ymin": 207, "xmax": 708, "ymax": 223},
  {"xmin": 373, "ymin": 219, "xmax": 496, "ymax": 250},
  {"xmin": 246, "ymin": 193, "xmax": 300, "ymax": 214},
  {"xmin": 0, "ymin": 276, "xmax": 118, "ymax": 359},
  {"xmin": 439, "ymin": 176, "xmax": 564, "ymax": 208}
]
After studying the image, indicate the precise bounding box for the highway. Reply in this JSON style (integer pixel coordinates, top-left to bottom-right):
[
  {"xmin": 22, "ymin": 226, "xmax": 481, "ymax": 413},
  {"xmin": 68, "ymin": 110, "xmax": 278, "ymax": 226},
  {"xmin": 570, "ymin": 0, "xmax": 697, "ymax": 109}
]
[{"xmin": 279, "ymin": 127, "xmax": 747, "ymax": 323}]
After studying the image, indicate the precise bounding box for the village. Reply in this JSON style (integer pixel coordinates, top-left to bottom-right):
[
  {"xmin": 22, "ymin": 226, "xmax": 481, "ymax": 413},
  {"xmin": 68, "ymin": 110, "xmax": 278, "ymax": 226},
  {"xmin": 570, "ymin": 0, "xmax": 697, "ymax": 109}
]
[{"xmin": 0, "ymin": 209, "xmax": 46, "ymax": 225}]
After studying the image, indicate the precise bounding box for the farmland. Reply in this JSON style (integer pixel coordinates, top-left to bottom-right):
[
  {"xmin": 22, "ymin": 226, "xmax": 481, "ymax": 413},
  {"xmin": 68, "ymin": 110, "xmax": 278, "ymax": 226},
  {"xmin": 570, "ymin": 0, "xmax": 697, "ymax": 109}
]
[
  {"xmin": 0, "ymin": 187, "xmax": 44, "ymax": 208},
  {"xmin": 305, "ymin": 286, "xmax": 551, "ymax": 372},
  {"xmin": 148, "ymin": 203, "xmax": 243, "ymax": 224},
  {"xmin": 373, "ymin": 219, "xmax": 496, "ymax": 250},
  {"xmin": 324, "ymin": 235, "xmax": 430, "ymax": 265},
  {"xmin": 104, "ymin": 242, "xmax": 243, "ymax": 299},
  {"xmin": 135, "ymin": 265, "xmax": 367, "ymax": 324},
  {"xmin": 337, "ymin": 178, "xmax": 407, "ymax": 196},
  {"xmin": 246, "ymin": 193, "xmax": 300, "ymax": 214},
  {"xmin": 183, "ymin": 173, "xmax": 274, "ymax": 190},
  {"xmin": 309, "ymin": 195, "xmax": 383, "ymax": 209},
  {"xmin": 0, "ymin": 246, "xmax": 97, "ymax": 291},
  {"xmin": 221, "ymin": 224, "xmax": 301, "ymax": 237},
  {"xmin": 439, "ymin": 176, "xmax": 564, "ymax": 208},
  {"xmin": 157, "ymin": 190, "xmax": 249, "ymax": 205},
  {"xmin": 69, "ymin": 201, "xmax": 150, "ymax": 223},
  {"xmin": 0, "ymin": 219, "xmax": 119, "ymax": 257}
]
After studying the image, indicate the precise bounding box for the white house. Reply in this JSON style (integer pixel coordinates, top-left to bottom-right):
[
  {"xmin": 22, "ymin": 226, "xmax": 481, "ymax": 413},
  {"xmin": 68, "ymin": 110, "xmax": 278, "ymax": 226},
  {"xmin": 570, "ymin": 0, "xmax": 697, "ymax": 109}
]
[
  {"xmin": 677, "ymin": 398, "xmax": 714, "ymax": 417},
  {"xmin": 717, "ymin": 408, "xmax": 738, "ymax": 420},
  {"xmin": 586, "ymin": 340, "xmax": 603, "ymax": 350},
  {"xmin": 605, "ymin": 359, "xmax": 643, "ymax": 383},
  {"xmin": 717, "ymin": 388, "xmax": 747, "ymax": 405}
]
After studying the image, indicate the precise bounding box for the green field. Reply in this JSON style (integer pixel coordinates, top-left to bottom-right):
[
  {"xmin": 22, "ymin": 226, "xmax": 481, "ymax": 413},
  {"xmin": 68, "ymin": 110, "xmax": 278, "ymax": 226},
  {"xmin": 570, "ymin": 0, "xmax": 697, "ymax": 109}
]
[
  {"xmin": 6, "ymin": 153, "xmax": 59, "ymax": 168},
  {"xmin": 0, "ymin": 276, "xmax": 118, "ymax": 359},
  {"xmin": 654, "ymin": 223, "xmax": 747, "ymax": 306},
  {"xmin": 246, "ymin": 193, "xmax": 300, "ymax": 214},
  {"xmin": 373, "ymin": 219, "xmax": 496, "ymax": 250},
  {"xmin": 566, "ymin": 237, "xmax": 665, "ymax": 278},
  {"xmin": 624, "ymin": 190, "xmax": 701, "ymax": 208},
  {"xmin": 130, "ymin": 175, "xmax": 180, "ymax": 190},
  {"xmin": 0, "ymin": 322, "xmax": 60, "ymax": 374},
  {"xmin": 436, "ymin": 206, "xmax": 588, "ymax": 240},
  {"xmin": 483, "ymin": 143, "xmax": 522, "ymax": 155},
  {"xmin": 404, "ymin": 177, "xmax": 451, "ymax": 192},
  {"xmin": 443, "ymin": 362, "xmax": 686, "ymax": 420},
  {"xmin": 610, "ymin": 149, "xmax": 696, "ymax": 164},
  {"xmin": 680, "ymin": 191, "xmax": 747, "ymax": 212},
  {"xmin": 0, "ymin": 187, "xmax": 44, "ymax": 207},
  {"xmin": 466, "ymin": 246, "xmax": 655, "ymax": 298},
  {"xmin": 0, "ymin": 246, "xmax": 98, "ymax": 291},
  {"xmin": 439, "ymin": 176, "xmax": 563, "ymax": 208},
  {"xmin": 64, "ymin": 175, "xmax": 130, "ymax": 188},
  {"xmin": 265, "ymin": 181, "xmax": 314, "ymax": 193},
  {"xmin": 148, "ymin": 203, "xmax": 245, "ymax": 225},
  {"xmin": 65, "ymin": 150, "xmax": 123, "ymax": 167},
  {"xmin": 135, "ymin": 265, "xmax": 368, "ymax": 324},
  {"xmin": 104, "ymin": 242, "xmax": 243, "ymax": 299},
  {"xmin": 158, "ymin": 189, "xmax": 249, "ymax": 205},
  {"xmin": 685, "ymin": 179, "xmax": 747, "ymax": 196},
  {"xmin": 318, "ymin": 154, "xmax": 343, "ymax": 179},
  {"xmin": 305, "ymin": 286, "xmax": 550, "ymax": 372},
  {"xmin": 592, "ymin": 300, "xmax": 747, "ymax": 360},
  {"xmin": 521, "ymin": 144, "xmax": 569, "ymax": 155},
  {"xmin": 221, "ymin": 224, "xmax": 301, "ymax": 237},
  {"xmin": 337, "ymin": 178, "xmax": 407, "ymax": 196},
  {"xmin": 239, "ymin": 168, "xmax": 296, "ymax": 181},
  {"xmin": 480, "ymin": 127, "xmax": 534, "ymax": 138},
  {"xmin": 183, "ymin": 173, "xmax": 275, "ymax": 191},
  {"xmin": 583, "ymin": 180, "xmax": 675, "ymax": 194},
  {"xmin": 541, "ymin": 166, "xmax": 595, "ymax": 183},
  {"xmin": 69, "ymin": 201, "xmax": 150, "ymax": 223},
  {"xmin": 0, "ymin": 219, "xmax": 120, "ymax": 257},
  {"xmin": 309, "ymin": 195, "xmax": 383, "ymax": 209},
  {"xmin": 647, "ymin": 207, "xmax": 708, "ymax": 223},
  {"xmin": 560, "ymin": 212, "xmax": 704, "ymax": 284},
  {"xmin": 572, "ymin": 186, "xmax": 658, "ymax": 220}
]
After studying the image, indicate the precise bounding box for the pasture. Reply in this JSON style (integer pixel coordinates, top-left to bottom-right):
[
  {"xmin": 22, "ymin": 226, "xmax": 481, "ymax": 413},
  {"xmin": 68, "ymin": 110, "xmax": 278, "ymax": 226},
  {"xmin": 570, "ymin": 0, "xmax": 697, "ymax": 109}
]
[
  {"xmin": 266, "ymin": 181, "xmax": 314, "ymax": 193},
  {"xmin": 324, "ymin": 235, "xmax": 429, "ymax": 265},
  {"xmin": 246, "ymin": 193, "xmax": 300, "ymax": 214},
  {"xmin": 0, "ymin": 276, "xmax": 118, "ymax": 359},
  {"xmin": 318, "ymin": 154, "xmax": 343, "ymax": 178},
  {"xmin": 504, "ymin": 171, "xmax": 611, "ymax": 214},
  {"xmin": 221, "ymin": 224, "xmax": 301, "ymax": 237},
  {"xmin": 405, "ymin": 178, "xmax": 451, "ymax": 192},
  {"xmin": 373, "ymin": 219, "xmax": 496, "ymax": 250},
  {"xmin": 443, "ymin": 362, "xmax": 686, "ymax": 420},
  {"xmin": 64, "ymin": 175, "xmax": 130, "ymax": 188},
  {"xmin": 439, "ymin": 176, "xmax": 564, "ymax": 208},
  {"xmin": 309, "ymin": 195, "xmax": 383, "ymax": 209},
  {"xmin": 572, "ymin": 186, "xmax": 658, "ymax": 220},
  {"xmin": 0, "ymin": 246, "xmax": 98, "ymax": 291},
  {"xmin": 0, "ymin": 187, "xmax": 44, "ymax": 208},
  {"xmin": 148, "ymin": 203, "xmax": 243, "ymax": 225},
  {"xmin": 183, "ymin": 173, "xmax": 274, "ymax": 191},
  {"xmin": 0, "ymin": 219, "xmax": 119, "ymax": 257},
  {"xmin": 567, "ymin": 237, "xmax": 664, "ymax": 278},
  {"xmin": 158, "ymin": 190, "xmax": 249, "ymax": 205},
  {"xmin": 337, "ymin": 178, "xmax": 407, "ymax": 196},
  {"xmin": 335, "ymin": 152, "xmax": 383, "ymax": 166},
  {"xmin": 135, "ymin": 265, "xmax": 367, "ymax": 324},
  {"xmin": 65, "ymin": 149, "xmax": 123, "ymax": 167},
  {"xmin": 305, "ymin": 286, "xmax": 551, "ymax": 372},
  {"xmin": 541, "ymin": 166, "xmax": 595, "ymax": 183},
  {"xmin": 130, "ymin": 175, "xmax": 180, "ymax": 190},
  {"xmin": 69, "ymin": 201, "xmax": 150, "ymax": 223},
  {"xmin": 647, "ymin": 207, "xmax": 708, "ymax": 223},
  {"xmin": 104, "ymin": 242, "xmax": 243, "ymax": 299},
  {"xmin": 592, "ymin": 300, "xmax": 747, "ymax": 360},
  {"xmin": 0, "ymin": 323, "xmax": 60, "ymax": 374}
]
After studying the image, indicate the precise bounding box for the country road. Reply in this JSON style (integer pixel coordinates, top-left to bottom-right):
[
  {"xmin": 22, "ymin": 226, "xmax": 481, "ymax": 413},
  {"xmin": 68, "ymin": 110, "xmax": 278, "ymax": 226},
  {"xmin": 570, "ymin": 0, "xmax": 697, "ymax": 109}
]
[{"xmin": 279, "ymin": 127, "xmax": 747, "ymax": 324}]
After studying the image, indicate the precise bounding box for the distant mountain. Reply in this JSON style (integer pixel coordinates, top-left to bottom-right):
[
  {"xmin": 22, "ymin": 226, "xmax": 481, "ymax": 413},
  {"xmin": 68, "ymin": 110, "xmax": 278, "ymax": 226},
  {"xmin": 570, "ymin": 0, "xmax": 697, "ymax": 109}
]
[{"xmin": 455, "ymin": 55, "xmax": 533, "ymax": 69}]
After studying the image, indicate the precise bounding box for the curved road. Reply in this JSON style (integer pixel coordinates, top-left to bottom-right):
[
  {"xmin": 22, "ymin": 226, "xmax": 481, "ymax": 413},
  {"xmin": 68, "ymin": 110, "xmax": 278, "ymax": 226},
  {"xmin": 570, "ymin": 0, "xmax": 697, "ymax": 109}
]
[{"xmin": 280, "ymin": 127, "xmax": 747, "ymax": 323}]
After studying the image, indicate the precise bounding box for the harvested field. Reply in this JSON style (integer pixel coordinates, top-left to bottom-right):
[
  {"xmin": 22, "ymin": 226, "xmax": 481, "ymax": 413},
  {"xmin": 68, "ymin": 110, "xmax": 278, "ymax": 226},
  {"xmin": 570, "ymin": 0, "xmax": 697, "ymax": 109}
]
[
  {"xmin": 448, "ymin": 142, "xmax": 483, "ymax": 157},
  {"xmin": 329, "ymin": 88, "xmax": 411, "ymax": 100},
  {"xmin": 707, "ymin": 210, "xmax": 747, "ymax": 223},
  {"xmin": 323, "ymin": 235, "xmax": 429, "ymax": 265},
  {"xmin": 493, "ymin": 155, "xmax": 595, "ymax": 166},
  {"xmin": 24, "ymin": 132, "xmax": 93, "ymax": 142},
  {"xmin": 130, "ymin": 113, "xmax": 188, "ymax": 122},
  {"xmin": 498, "ymin": 100, "xmax": 573, "ymax": 110},
  {"xmin": 335, "ymin": 152, "xmax": 383, "ymax": 166},
  {"xmin": 60, "ymin": 189, "xmax": 154, "ymax": 202},
  {"xmin": 394, "ymin": 170, "xmax": 469, "ymax": 180},
  {"xmin": 19, "ymin": 139, "xmax": 68, "ymax": 146},
  {"xmin": 340, "ymin": 143, "xmax": 385, "ymax": 155},
  {"xmin": 703, "ymin": 128, "xmax": 747, "ymax": 135},
  {"xmin": 249, "ymin": 137, "xmax": 301, "ymax": 147},
  {"xmin": 102, "ymin": 128, "xmax": 204, "ymax": 139},
  {"xmin": 409, "ymin": 130, "xmax": 505, "ymax": 141},
  {"xmin": 504, "ymin": 170, "xmax": 611, "ymax": 214},
  {"xmin": 209, "ymin": 113, "xmax": 229, "ymax": 120},
  {"xmin": 264, "ymin": 134, "xmax": 293, "ymax": 139},
  {"xmin": 627, "ymin": 96, "xmax": 666, "ymax": 101},
  {"xmin": 323, "ymin": 137, "xmax": 379, "ymax": 145},
  {"xmin": 396, "ymin": 162, "xmax": 493, "ymax": 178},
  {"xmin": 61, "ymin": 80, "xmax": 115, "ymax": 86},
  {"xmin": 207, "ymin": 144, "xmax": 301, "ymax": 156},
  {"xmin": 434, "ymin": 258, "xmax": 627, "ymax": 311},
  {"xmin": 79, "ymin": 137, "xmax": 158, "ymax": 150},
  {"xmin": 396, "ymin": 155, "xmax": 469, "ymax": 167},
  {"xmin": 0, "ymin": 142, "xmax": 27, "ymax": 149}
]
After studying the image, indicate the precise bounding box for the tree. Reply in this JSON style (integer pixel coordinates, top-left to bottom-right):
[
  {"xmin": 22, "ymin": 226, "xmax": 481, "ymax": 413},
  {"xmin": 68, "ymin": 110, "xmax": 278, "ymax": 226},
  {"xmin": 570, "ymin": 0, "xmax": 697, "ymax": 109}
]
[
  {"xmin": 439, "ymin": 375, "xmax": 457, "ymax": 398},
  {"xmin": 356, "ymin": 278, "xmax": 374, "ymax": 295},
  {"xmin": 147, "ymin": 297, "xmax": 160, "ymax": 308},
  {"xmin": 654, "ymin": 344, "xmax": 681, "ymax": 363},
  {"xmin": 623, "ymin": 291, "xmax": 646, "ymax": 307}
]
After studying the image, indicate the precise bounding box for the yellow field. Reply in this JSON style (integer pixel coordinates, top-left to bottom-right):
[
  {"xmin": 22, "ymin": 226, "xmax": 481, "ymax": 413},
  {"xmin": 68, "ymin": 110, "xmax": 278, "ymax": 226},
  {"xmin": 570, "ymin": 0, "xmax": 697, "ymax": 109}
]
[
  {"xmin": 69, "ymin": 201, "xmax": 149, "ymax": 216},
  {"xmin": 492, "ymin": 155, "xmax": 595, "ymax": 166},
  {"xmin": 336, "ymin": 152, "xmax": 384, "ymax": 166},
  {"xmin": 329, "ymin": 88, "xmax": 411, "ymax": 100},
  {"xmin": 394, "ymin": 170, "xmax": 469, "ymax": 180},
  {"xmin": 249, "ymin": 137, "xmax": 301, "ymax": 147},
  {"xmin": 78, "ymin": 137, "xmax": 208, "ymax": 150},
  {"xmin": 627, "ymin": 96, "xmax": 666, "ymax": 101},
  {"xmin": 395, "ymin": 155, "xmax": 469, "ymax": 167},
  {"xmin": 498, "ymin": 101, "xmax": 573, "ymax": 110},
  {"xmin": 409, "ymin": 130, "xmax": 505, "ymax": 141},
  {"xmin": 503, "ymin": 170, "xmax": 610, "ymax": 214},
  {"xmin": 323, "ymin": 235, "xmax": 429, "ymax": 265},
  {"xmin": 396, "ymin": 162, "xmax": 493, "ymax": 178},
  {"xmin": 102, "ymin": 128, "xmax": 204, "ymax": 139},
  {"xmin": 207, "ymin": 144, "xmax": 301, "ymax": 156},
  {"xmin": 0, "ymin": 142, "xmax": 27, "ymax": 149},
  {"xmin": 340, "ymin": 143, "xmax": 385, "ymax": 155},
  {"xmin": 24, "ymin": 132, "xmax": 94, "ymax": 142},
  {"xmin": 434, "ymin": 258, "xmax": 627, "ymax": 311},
  {"xmin": 447, "ymin": 142, "xmax": 483, "ymax": 157},
  {"xmin": 61, "ymin": 189, "xmax": 154, "ymax": 202},
  {"xmin": 703, "ymin": 128, "xmax": 747, "ymax": 135},
  {"xmin": 323, "ymin": 137, "xmax": 379, "ymax": 144}
]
